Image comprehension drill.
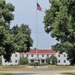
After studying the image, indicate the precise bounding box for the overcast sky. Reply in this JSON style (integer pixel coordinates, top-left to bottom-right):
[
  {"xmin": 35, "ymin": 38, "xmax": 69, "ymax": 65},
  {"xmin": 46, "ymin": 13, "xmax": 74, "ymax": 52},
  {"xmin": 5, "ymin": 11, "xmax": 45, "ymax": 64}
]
[{"xmin": 6, "ymin": 0, "xmax": 57, "ymax": 49}]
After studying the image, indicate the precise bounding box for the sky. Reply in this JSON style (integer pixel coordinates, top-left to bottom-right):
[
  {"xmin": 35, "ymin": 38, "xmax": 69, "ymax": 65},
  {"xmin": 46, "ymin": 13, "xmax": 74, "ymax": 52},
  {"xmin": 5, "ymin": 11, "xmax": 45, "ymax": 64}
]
[{"xmin": 6, "ymin": 0, "xmax": 57, "ymax": 49}]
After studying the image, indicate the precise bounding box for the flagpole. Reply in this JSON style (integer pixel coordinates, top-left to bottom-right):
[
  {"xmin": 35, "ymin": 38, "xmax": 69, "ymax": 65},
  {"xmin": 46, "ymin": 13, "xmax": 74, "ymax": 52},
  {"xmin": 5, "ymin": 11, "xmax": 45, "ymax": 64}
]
[{"xmin": 36, "ymin": 0, "xmax": 38, "ymax": 60}]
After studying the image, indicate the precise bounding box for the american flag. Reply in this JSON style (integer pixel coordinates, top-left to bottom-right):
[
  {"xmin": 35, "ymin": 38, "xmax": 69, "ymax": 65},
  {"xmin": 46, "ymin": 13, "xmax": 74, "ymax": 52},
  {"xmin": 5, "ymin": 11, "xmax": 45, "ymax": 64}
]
[{"xmin": 37, "ymin": 3, "xmax": 42, "ymax": 11}]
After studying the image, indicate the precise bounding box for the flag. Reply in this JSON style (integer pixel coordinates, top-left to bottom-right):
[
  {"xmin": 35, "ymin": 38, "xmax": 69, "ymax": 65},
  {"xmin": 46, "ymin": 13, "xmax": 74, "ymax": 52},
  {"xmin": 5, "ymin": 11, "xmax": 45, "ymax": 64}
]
[{"xmin": 37, "ymin": 3, "xmax": 42, "ymax": 11}]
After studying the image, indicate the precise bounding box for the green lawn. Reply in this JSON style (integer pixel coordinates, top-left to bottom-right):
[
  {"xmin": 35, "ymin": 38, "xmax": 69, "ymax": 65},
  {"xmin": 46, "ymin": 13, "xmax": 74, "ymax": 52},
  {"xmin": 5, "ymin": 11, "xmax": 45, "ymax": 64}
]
[
  {"xmin": 0, "ymin": 65, "xmax": 75, "ymax": 75},
  {"xmin": 0, "ymin": 73, "xmax": 11, "ymax": 75},
  {"xmin": 0, "ymin": 65, "xmax": 75, "ymax": 71},
  {"xmin": 62, "ymin": 73, "xmax": 75, "ymax": 75}
]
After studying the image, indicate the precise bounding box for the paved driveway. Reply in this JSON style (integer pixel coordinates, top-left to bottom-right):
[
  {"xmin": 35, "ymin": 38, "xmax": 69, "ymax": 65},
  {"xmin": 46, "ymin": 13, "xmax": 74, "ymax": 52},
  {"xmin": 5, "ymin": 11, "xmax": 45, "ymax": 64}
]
[
  {"xmin": 12, "ymin": 73, "xmax": 35, "ymax": 75},
  {"xmin": 12, "ymin": 73, "xmax": 61, "ymax": 75},
  {"xmin": 1, "ymin": 70, "xmax": 75, "ymax": 75},
  {"xmin": 11, "ymin": 70, "xmax": 66, "ymax": 75}
]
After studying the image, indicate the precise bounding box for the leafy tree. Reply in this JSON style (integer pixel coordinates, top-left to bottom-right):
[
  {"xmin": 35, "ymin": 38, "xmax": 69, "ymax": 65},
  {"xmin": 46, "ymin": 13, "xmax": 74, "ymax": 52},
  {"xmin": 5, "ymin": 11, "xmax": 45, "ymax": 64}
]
[
  {"xmin": 0, "ymin": 0, "xmax": 15, "ymax": 61},
  {"xmin": 44, "ymin": 0, "xmax": 75, "ymax": 65},
  {"xmin": 0, "ymin": 0, "xmax": 33, "ymax": 61},
  {"xmin": 46, "ymin": 55, "xmax": 57, "ymax": 65},
  {"xmin": 46, "ymin": 57, "xmax": 50, "ymax": 64},
  {"xmin": 0, "ymin": 56, "xmax": 2, "ymax": 65},
  {"xmin": 11, "ymin": 24, "xmax": 33, "ymax": 52},
  {"xmin": 19, "ymin": 56, "xmax": 28, "ymax": 65}
]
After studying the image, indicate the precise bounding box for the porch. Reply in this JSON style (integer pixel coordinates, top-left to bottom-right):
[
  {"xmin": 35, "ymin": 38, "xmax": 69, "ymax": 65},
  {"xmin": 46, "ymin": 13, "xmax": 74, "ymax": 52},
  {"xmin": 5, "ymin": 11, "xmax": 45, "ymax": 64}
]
[{"xmin": 28, "ymin": 57, "xmax": 46, "ymax": 64}]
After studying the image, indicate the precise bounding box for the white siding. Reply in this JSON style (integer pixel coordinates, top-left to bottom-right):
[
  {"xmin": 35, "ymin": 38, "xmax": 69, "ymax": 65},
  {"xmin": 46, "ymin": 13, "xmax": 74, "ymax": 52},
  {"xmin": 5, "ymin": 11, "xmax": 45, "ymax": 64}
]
[
  {"xmin": 2, "ymin": 52, "xmax": 20, "ymax": 66},
  {"xmin": 56, "ymin": 52, "xmax": 70, "ymax": 65},
  {"xmin": 2, "ymin": 52, "xmax": 70, "ymax": 66}
]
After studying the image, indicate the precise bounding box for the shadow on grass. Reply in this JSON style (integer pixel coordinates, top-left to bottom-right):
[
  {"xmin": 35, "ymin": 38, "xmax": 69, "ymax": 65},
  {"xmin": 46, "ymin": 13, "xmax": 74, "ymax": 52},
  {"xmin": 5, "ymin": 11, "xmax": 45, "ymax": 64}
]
[
  {"xmin": 0, "ymin": 73, "xmax": 11, "ymax": 75},
  {"xmin": 62, "ymin": 73, "xmax": 75, "ymax": 75}
]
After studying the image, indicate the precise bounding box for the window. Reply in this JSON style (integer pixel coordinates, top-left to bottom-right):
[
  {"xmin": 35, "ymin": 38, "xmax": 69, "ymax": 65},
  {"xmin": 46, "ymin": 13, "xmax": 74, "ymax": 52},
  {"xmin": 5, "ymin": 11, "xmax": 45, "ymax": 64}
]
[
  {"xmin": 47, "ymin": 54, "xmax": 49, "ymax": 57},
  {"xmin": 52, "ymin": 54, "xmax": 54, "ymax": 56},
  {"xmin": 64, "ymin": 60, "xmax": 66, "ymax": 63},
  {"xmin": 9, "ymin": 60, "xmax": 12, "ymax": 63},
  {"xmin": 21, "ymin": 54, "xmax": 24, "ymax": 57},
  {"xmin": 31, "ymin": 54, "xmax": 33, "ymax": 57},
  {"xmin": 26, "ymin": 54, "xmax": 28, "ymax": 57},
  {"xmin": 15, "ymin": 60, "xmax": 18, "ymax": 63},
  {"xmin": 64, "ymin": 54, "xmax": 66, "ymax": 57},
  {"xmin": 42, "ymin": 54, "xmax": 44, "ymax": 57},
  {"xmin": 58, "ymin": 54, "xmax": 60, "ymax": 57},
  {"xmin": 15, "ymin": 54, "xmax": 17, "ymax": 57},
  {"xmin": 31, "ymin": 60, "xmax": 34, "ymax": 62},
  {"xmin": 42, "ymin": 60, "xmax": 44, "ymax": 63},
  {"xmin": 37, "ymin": 54, "xmax": 39, "ymax": 57},
  {"xmin": 58, "ymin": 60, "xmax": 60, "ymax": 63}
]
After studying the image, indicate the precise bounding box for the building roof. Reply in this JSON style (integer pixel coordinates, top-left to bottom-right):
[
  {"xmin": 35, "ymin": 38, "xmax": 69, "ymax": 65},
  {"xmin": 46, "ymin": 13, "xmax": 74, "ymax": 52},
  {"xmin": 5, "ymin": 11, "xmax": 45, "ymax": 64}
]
[{"xmin": 21, "ymin": 49, "xmax": 57, "ymax": 54}]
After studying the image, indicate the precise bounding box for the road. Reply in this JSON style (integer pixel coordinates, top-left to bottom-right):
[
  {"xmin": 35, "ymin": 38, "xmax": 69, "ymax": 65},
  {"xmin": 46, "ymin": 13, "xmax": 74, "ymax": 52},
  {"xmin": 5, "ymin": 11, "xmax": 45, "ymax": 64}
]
[
  {"xmin": 12, "ymin": 73, "xmax": 35, "ymax": 75},
  {"xmin": 12, "ymin": 73, "xmax": 61, "ymax": 75},
  {"xmin": 0, "ymin": 70, "xmax": 73, "ymax": 75}
]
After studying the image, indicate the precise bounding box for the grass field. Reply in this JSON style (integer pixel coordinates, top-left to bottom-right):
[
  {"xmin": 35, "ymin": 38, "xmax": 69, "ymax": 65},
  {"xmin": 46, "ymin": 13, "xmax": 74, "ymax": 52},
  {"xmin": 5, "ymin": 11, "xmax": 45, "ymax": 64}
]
[
  {"xmin": 0, "ymin": 73, "xmax": 11, "ymax": 75},
  {"xmin": 0, "ymin": 65, "xmax": 75, "ymax": 71},
  {"xmin": 62, "ymin": 73, "xmax": 75, "ymax": 75}
]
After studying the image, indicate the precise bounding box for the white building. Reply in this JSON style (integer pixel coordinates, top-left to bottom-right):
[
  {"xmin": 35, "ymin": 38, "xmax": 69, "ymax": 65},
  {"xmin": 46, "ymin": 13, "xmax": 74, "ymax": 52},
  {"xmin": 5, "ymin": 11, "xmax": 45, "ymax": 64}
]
[
  {"xmin": 2, "ymin": 49, "xmax": 70, "ymax": 66},
  {"xmin": 56, "ymin": 52, "xmax": 70, "ymax": 65},
  {"xmin": 2, "ymin": 52, "xmax": 20, "ymax": 66}
]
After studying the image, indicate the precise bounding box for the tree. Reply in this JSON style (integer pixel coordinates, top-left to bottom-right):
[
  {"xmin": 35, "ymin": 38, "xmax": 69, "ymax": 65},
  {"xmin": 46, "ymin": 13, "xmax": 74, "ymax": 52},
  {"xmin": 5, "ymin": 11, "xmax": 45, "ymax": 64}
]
[
  {"xmin": 44, "ymin": 0, "xmax": 75, "ymax": 65},
  {"xmin": 46, "ymin": 55, "xmax": 57, "ymax": 65},
  {"xmin": 0, "ymin": 0, "xmax": 33, "ymax": 61},
  {"xmin": 0, "ymin": 0, "xmax": 15, "ymax": 61},
  {"xmin": 19, "ymin": 56, "xmax": 28, "ymax": 65},
  {"xmin": 46, "ymin": 57, "xmax": 50, "ymax": 64},
  {"xmin": 11, "ymin": 24, "xmax": 33, "ymax": 52},
  {"xmin": 0, "ymin": 56, "xmax": 2, "ymax": 65}
]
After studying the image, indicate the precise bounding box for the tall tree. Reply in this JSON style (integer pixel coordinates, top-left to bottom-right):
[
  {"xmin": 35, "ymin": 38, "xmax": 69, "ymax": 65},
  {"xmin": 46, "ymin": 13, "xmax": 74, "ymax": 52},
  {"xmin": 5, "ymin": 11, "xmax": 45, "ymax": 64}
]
[
  {"xmin": 44, "ymin": 0, "xmax": 75, "ymax": 65},
  {"xmin": 0, "ymin": 0, "xmax": 33, "ymax": 61},
  {"xmin": 0, "ymin": 0, "xmax": 15, "ymax": 61},
  {"xmin": 11, "ymin": 24, "xmax": 33, "ymax": 52}
]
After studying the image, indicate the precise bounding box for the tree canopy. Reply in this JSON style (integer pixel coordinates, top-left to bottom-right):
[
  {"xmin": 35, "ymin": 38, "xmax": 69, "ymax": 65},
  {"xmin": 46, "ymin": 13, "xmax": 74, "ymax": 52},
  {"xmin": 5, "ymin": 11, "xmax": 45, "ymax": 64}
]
[
  {"xmin": 0, "ymin": 0, "xmax": 33, "ymax": 61},
  {"xmin": 11, "ymin": 24, "xmax": 33, "ymax": 53},
  {"xmin": 44, "ymin": 0, "xmax": 75, "ymax": 65}
]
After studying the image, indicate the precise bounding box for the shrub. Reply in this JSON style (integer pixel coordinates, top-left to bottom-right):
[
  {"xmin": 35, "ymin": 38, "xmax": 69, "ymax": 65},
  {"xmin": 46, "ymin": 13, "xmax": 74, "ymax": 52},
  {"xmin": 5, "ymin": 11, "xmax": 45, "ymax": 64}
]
[
  {"xmin": 46, "ymin": 55, "xmax": 57, "ymax": 65},
  {"xmin": 41, "ymin": 62, "xmax": 47, "ymax": 66},
  {"xmin": 28, "ymin": 62, "xmax": 34, "ymax": 66},
  {"xmin": 19, "ymin": 56, "xmax": 28, "ymax": 65}
]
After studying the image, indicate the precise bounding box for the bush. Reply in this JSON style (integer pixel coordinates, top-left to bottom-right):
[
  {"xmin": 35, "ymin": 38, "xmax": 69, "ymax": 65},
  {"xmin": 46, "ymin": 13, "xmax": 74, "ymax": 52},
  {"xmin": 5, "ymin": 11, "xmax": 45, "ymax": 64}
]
[
  {"xmin": 28, "ymin": 62, "xmax": 34, "ymax": 66},
  {"xmin": 46, "ymin": 55, "xmax": 57, "ymax": 65},
  {"xmin": 19, "ymin": 56, "xmax": 28, "ymax": 65},
  {"xmin": 34, "ymin": 61, "xmax": 40, "ymax": 66},
  {"xmin": 41, "ymin": 62, "xmax": 47, "ymax": 66}
]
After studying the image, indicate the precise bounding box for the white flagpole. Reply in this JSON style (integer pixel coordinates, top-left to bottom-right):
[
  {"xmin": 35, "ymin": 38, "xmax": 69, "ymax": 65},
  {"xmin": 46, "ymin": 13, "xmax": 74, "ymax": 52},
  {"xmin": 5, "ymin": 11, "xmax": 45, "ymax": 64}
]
[{"xmin": 36, "ymin": 0, "xmax": 38, "ymax": 59}]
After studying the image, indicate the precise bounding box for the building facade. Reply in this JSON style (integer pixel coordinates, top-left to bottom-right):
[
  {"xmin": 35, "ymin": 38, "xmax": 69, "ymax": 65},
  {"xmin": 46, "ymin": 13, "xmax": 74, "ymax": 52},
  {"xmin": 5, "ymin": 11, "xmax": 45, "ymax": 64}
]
[
  {"xmin": 2, "ymin": 52, "xmax": 20, "ymax": 66},
  {"xmin": 2, "ymin": 49, "xmax": 70, "ymax": 66}
]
